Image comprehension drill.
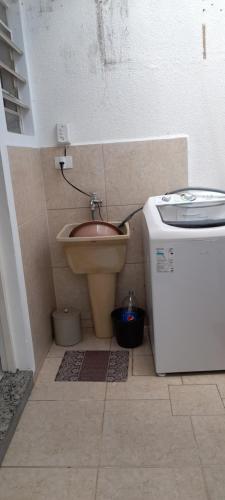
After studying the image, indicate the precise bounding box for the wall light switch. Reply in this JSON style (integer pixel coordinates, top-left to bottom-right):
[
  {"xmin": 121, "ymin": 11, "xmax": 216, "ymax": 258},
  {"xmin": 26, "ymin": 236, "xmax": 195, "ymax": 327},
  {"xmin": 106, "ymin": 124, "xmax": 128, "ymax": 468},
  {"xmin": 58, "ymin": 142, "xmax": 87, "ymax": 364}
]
[
  {"xmin": 56, "ymin": 123, "xmax": 71, "ymax": 144},
  {"xmin": 55, "ymin": 156, "xmax": 73, "ymax": 169}
]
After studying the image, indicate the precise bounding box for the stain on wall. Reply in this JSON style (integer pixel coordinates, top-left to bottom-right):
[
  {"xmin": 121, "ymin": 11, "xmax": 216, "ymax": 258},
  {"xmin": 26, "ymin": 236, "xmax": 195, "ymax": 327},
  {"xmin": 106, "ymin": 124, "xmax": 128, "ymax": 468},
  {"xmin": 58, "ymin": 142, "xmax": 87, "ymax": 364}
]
[
  {"xmin": 25, "ymin": 0, "xmax": 62, "ymax": 19},
  {"xmin": 39, "ymin": 0, "xmax": 54, "ymax": 14},
  {"xmin": 95, "ymin": 0, "xmax": 129, "ymax": 67}
]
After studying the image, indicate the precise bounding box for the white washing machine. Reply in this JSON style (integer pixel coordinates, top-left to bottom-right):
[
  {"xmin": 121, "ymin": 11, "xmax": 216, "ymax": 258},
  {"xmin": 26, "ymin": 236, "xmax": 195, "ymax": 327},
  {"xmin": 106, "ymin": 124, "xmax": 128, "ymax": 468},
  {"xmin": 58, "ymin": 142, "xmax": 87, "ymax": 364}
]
[{"xmin": 143, "ymin": 188, "xmax": 225, "ymax": 375}]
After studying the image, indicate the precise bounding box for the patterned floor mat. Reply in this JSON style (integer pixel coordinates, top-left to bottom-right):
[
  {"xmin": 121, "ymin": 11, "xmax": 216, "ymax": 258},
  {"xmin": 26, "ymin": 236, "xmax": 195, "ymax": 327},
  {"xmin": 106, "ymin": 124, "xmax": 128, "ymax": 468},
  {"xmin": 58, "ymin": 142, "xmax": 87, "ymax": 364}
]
[{"xmin": 55, "ymin": 351, "xmax": 129, "ymax": 382}]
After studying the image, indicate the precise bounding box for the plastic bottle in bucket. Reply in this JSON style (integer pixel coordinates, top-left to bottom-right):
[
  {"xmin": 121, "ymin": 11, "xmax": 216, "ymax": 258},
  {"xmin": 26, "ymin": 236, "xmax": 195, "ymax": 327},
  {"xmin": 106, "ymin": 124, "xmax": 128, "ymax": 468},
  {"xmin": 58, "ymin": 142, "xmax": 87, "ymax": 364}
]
[{"xmin": 121, "ymin": 290, "xmax": 138, "ymax": 321}]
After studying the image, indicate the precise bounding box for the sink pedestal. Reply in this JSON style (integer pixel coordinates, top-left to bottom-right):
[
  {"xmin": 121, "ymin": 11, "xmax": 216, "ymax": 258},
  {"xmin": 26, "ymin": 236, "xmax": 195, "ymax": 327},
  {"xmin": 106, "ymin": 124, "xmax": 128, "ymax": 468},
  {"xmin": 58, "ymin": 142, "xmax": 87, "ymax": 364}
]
[
  {"xmin": 57, "ymin": 221, "xmax": 130, "ymax": 340},
  {"xmin": 87, "ymin": 273, "xmax": 116, "ymax": 338}
]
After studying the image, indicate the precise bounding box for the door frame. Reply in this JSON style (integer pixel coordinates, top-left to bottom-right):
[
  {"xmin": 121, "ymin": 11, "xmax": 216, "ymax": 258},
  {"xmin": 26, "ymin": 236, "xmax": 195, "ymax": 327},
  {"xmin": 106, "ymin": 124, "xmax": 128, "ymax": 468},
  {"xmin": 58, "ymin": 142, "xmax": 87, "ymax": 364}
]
[{"xmin": 0, "ymin": 99, "xmax": 35, "ymax": 373}]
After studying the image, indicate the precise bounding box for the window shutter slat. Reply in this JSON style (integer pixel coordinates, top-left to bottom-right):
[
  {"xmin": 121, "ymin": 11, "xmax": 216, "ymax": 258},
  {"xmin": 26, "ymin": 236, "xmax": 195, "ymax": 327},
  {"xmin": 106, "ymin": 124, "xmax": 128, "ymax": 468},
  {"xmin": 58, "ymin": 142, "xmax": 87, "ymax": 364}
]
[
  {"xmin": 2, "ymin": 90, "xmax": 29, "ymax": 109},
  {"xmin": 0, "ymin": 31, "xmax": 23, "ymax": 55},
  {"xmin": 0, "ymin": 60, "xmax": 26, "ymax": 83}
]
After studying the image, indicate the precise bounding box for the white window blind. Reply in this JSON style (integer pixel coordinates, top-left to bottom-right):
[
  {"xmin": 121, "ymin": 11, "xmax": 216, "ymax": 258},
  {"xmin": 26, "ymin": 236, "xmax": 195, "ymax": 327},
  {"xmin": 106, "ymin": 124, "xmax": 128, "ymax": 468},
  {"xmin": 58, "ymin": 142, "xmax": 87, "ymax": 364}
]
[
  {"xmin": 0, "ymin": 0, "xmax": 29, "ymax": 133},
  {"xmin": 0, "ymin": 31, "xmax": 23, "ymax": 55}
]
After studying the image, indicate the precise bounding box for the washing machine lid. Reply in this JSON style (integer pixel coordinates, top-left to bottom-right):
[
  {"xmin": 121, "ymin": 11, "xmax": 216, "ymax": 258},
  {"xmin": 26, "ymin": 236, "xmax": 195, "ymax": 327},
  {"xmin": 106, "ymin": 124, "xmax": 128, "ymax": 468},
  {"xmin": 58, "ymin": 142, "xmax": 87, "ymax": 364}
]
[{"xmin": 156, "ymin": 188, "xmax": 225, "ymax": 228}]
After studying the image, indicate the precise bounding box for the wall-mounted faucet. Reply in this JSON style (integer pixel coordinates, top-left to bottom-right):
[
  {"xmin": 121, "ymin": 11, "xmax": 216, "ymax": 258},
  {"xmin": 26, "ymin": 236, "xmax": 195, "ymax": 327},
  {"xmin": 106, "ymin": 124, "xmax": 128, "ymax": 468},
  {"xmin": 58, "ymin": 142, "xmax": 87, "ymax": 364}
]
[{"xmin": 90, "ymin": 192, "xmax": 103, "ymax": 220}]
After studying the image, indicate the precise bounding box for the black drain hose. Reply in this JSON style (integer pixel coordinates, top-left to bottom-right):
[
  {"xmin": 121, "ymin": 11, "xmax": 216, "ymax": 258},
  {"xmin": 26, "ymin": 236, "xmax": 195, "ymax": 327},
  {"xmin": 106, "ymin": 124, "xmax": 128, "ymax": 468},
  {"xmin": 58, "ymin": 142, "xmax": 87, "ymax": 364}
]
[{"xmin": 118, "ymin": 207, "xmax": 143, "ymax": 229}]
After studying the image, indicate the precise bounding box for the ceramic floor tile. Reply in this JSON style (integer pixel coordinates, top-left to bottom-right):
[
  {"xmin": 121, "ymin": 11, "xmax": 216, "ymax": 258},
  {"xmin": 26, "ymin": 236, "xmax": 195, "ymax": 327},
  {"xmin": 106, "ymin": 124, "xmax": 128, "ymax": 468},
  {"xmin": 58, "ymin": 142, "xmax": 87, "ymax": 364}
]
[
  {"xmin": 182, "ymin": 373, "xmax": 225, "ymax": 400},
  {"xmin": 182, "ymin": 372, "xmax": 225, "ymax": 385},
  {"xmin": 203, "ymin": 465, "xmax": 225, "ymax": 500},
  {"xmin": 31, "ymin": 357, "xmax": 106, "ymax": 400},
  {"xmin": 31, "ymin": 380, "xmax": 106, "ymax": 401},
  {"xmin": 132, "ymin": 355, "xmax": 182, "ymax": 384},
  {"xmin": 96, "ymin": 467, "xmax": 207, "ymax": 500},
  {"xmin": 101, "ymin": 400, "xmax": 199, "ymax": 466},
  {"xmin": 132, "ymin": 354, "xmax": 156, "ymax": 375},
  {"xmin": 132, "ymin": 330, "xmax": 152, "ymax": 355},
  {"xmin": 3, "ymin": 400, "xmax": 104, "ymax": 467},
  {"xmin": 106, "ymin": 376, "xmax": 170, "ymax": 400},
  {"xmin": 34, "ymin": 357, "xmax": 62, "ymax": 383},
  {"xmin": 30, "ymin": 382, "xmax": 106, "ymax": 401},
  {"xmin": 48, "ymin": 331, "xmax": 111, "ymax": 357},
  {"xmin": 192, "ymin": 416, "xmax": 225, "ymax": 465},
  {"xmin": 169, "ymin": 385, "xmax": 225, "ymax": 415},
  {"xmin": 110, "ymin": 335, "xmax": 132, "ymax": 352},
  {"xmin": 0, "ymin": 468, "xmax": 97, "ymax": 500},
  {"xmin": 215, "ymin": 382, "xmax": 225, "ymax": 399}
]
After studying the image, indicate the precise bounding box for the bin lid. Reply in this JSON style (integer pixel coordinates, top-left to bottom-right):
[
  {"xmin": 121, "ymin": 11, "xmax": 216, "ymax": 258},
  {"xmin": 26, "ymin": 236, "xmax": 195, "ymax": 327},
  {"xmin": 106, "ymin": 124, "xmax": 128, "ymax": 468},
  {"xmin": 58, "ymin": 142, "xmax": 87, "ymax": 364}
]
[{"xmin": 52, "ymin": 308, "xmax": 80, "ymax": 319}]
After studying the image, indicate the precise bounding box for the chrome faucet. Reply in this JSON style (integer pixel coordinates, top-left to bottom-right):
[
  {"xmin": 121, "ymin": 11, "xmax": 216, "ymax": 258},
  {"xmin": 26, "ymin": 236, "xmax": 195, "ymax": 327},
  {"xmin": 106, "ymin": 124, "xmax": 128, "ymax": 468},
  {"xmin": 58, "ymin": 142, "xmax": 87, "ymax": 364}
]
[{"xmin": 90, "ymin": 192, "xmax": 103, "ymax": 220}]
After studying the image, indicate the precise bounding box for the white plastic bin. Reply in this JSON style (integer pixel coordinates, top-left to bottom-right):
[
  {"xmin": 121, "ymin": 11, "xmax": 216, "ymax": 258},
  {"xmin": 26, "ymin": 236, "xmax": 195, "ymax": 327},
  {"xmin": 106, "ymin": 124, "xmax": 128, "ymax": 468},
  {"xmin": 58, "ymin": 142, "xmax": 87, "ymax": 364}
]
[{"xmin": 52, "ymin": 308, "xmax": 82, "ymax": 346}]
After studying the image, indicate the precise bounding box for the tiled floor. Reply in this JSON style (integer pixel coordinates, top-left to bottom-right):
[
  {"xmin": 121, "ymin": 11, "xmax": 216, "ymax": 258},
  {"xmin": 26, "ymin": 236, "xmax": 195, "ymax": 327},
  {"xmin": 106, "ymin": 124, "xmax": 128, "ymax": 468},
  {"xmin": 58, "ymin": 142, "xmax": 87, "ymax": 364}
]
[{"xmin": 2, "ymin": 330, "xmax": 225, "ymax": 499}]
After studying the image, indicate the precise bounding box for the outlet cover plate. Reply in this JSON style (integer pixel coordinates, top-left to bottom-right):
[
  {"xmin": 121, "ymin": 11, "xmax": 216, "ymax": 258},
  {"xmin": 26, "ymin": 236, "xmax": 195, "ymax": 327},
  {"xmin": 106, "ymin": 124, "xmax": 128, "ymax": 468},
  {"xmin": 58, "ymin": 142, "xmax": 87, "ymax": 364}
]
[{"xmin": 55, "ymin": 156, "xmax": 73, "ymax": 169}]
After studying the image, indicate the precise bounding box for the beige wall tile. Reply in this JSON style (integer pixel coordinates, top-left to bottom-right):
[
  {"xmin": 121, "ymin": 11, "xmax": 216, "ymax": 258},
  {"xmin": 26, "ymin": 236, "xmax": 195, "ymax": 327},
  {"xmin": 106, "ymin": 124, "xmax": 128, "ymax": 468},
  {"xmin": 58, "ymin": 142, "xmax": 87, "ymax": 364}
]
[
  {"xmin": 97, "ymin": 467, "xmax": 207, "ymax": 500},
  {"xmin": 48, "ymin": 207, "xmax": 107, "ymax": 267},
  {"xmin": 53, "ymin": 267, "xmax": 91, "ymax": 319},
  {"xmin": 0, "ymin": 468, "xmax": 97, "ymax": 500},
  {"xmin": 9, "ymin": 146, "xmax": 56, "ymax": 373},
  {"xmin": 107, "ymin": 205, "xmax": 143, "ymax": 263},
  {"xmin": 43, "ymin": 138, "xmax": 187, "ymax": 332},
  {"xmin": 103, "ymin": 138, "xmax": 188, "ymax": 206},
  {"xmin": 19, "ymin": 213, "xmax": 56, "ymax": 371},
  {"xmin": 116, "ymin": 262, "xmax": 146, "ymax": 308},
  {"xmin": 9, "ymin": 147, "xmax": 46, "ymax": 226},
  {"xmin": 41, "ymin": 145, "xmax": 106, "ymax": 209},
  {"xmin": 53, "ymin": 263, "xmax": 145, "ymax": 329},
  {"xmin": 81, "ymin": 318, "xmax": 94, "ymax": 328},
  {"xmin": 8, "ymin": 138, "xmax": 188, "ymax": 375}
]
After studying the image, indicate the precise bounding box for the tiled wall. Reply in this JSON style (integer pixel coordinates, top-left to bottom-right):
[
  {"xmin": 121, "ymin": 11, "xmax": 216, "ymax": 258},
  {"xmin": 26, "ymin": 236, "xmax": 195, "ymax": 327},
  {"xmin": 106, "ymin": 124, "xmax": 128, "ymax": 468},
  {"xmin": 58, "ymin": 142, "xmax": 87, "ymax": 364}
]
[
  {"xmin": 7, "ymin": 138, "xmax": 187, "ymax": 370},
  {"xmin": 41, "ymin": 138, "xmax": 188, "ymax": 326},
  {"xmin": 8, "ymin": 147, "xmax": 56, "ymax": 373}
]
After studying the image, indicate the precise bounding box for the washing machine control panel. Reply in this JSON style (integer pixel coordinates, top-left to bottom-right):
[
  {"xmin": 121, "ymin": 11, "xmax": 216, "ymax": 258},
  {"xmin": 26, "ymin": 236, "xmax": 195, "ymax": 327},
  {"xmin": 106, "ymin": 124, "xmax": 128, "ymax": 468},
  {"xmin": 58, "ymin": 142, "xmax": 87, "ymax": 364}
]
[
  {"xmin": 180, "ymin": 192, "xmax": 196, "ymax": 202},
  {"xmin": 157, "ymin": 190, "xmax": 225, "ymax": 206},
  {"xmin": 161, "ymin": 195, "xmax": 171, "ymax": 202}
]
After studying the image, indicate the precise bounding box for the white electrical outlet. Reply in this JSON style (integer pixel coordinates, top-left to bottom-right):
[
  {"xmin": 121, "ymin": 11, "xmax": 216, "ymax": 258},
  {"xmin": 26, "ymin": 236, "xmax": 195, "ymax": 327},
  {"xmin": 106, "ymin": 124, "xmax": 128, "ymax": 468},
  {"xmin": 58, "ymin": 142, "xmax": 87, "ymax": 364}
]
[
  {"xmin": 55, "ymin": 156, "xmax": 73, "ymax": 169},
  {"xmin": 56, "ymin": 123, "xmax": 71, "ymax": 144}
]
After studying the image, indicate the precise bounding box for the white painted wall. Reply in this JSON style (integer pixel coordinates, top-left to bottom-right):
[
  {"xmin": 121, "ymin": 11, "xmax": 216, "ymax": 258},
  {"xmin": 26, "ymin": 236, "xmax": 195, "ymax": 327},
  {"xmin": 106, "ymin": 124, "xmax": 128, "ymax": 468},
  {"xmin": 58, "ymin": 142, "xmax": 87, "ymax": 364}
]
[{"xmin": 22, "ymin": 0, "xmax": 225, "ymax": 186}]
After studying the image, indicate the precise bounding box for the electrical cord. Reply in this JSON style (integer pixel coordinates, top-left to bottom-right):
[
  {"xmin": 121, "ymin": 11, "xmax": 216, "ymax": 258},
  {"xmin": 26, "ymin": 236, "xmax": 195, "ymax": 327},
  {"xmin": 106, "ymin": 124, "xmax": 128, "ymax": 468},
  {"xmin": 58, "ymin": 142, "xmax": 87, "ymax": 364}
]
[
  {"xmin": 60, "ymin": 153, "xmax": 142, "ymax": 226},
  {"xmin": 59, "ymin": 162, "xmax": 91, "ymax": 198},
  {"xmin": 118, "ymin": 206, "xmax": 143, "ymax": 228}
]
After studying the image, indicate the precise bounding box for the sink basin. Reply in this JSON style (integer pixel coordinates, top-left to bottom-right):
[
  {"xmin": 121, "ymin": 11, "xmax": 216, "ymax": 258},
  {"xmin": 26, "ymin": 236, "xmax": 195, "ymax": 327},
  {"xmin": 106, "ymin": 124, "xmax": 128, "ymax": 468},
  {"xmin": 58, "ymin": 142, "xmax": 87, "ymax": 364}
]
[
  {"xmin": 69, "ymin": 221, "xmax": 122, "ymax": 238},
  {"xmin": 57, "ymin": 221, "xmax": 129, "ymax": 275},
  {"xmin": 57, "ymin": 221, "xmax": 130, "ymax": 338}
]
